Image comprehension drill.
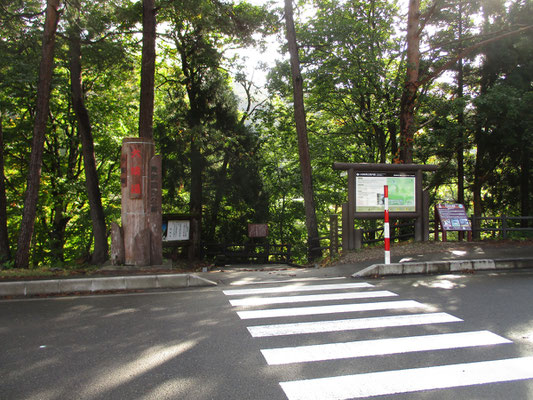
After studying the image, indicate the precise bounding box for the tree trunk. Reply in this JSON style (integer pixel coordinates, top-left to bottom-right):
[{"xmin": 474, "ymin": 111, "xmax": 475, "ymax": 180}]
[
  {"xmin": 189, "ymin": 135, "xmax": 203, "ymax": 259},
  {"xmin": 456, "ymin": 1, "xmax": 465, "ymax": 206},
  {"xmin": 181, "ymin": 57, "xmax": 204, "ymax": 259},
  {"xmin": 15, "ymin": 0, "xmax": 61, "ymax": 268},
  {"xmin": 399, "ymin": 0, "xmax": 420, "ymax": 164},
  {"xmin": 388, "ymin": 121, "xmax": 398, "ymax": 161},
  {"xmin": 0, "ymin": 114, "xmax": 11, "ymax": 263},
  {"xmin": 50, "ymin": 203, "xmax": 70, "ymax": 262},
  {"xmin": 69, "ymin": 27, "xmax": 108, "ymax": 264},
  {"xmin": 374, "ymin": 124, "xmax": 387, "ymax": 163},
  {"xmin": 284, "ymin": 0, "xmax": 321, "ymax": 261},
  {"xmin": 457, "ymin": 59, "xmax": 465, "ymax": 207},
  {"xmin": 139, "ymin": 0, "xmax": 157, "ymax": 140},
  {"xmin": 472, "ymin": 142, "xmax": 484, "ymax": 240},
  {"xmin": 520, "ymin": 138, "xmax": 530, "ymax": 226},
  {"xmin": 206, "ymin": 154, "xmax": 229, "ymax": 243}
]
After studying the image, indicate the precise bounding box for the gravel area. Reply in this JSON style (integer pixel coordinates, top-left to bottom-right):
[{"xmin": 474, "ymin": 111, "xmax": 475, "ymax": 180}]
[{"xmin": 336, "ymin": 239, "xmax": 533, "ymax": 265}]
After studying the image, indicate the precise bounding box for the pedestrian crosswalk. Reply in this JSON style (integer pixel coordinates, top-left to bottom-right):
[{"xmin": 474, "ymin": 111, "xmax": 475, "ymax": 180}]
[
  {"xmin": 279, "ymin": 356, "xmax": 533, "ymax": 400},
  {"xmin": 260, "ymin": 330, "xmax": 510, "ymax": 365},
  {"xmin": 223, "ymin": 278, "xmax": 533, "ymax": 399},
  {"xmin": 246, "ymin": 312, "xmax": 462, "ymax": 337}
]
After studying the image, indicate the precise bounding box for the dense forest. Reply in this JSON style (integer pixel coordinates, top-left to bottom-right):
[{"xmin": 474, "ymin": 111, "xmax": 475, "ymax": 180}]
[{"xmin": 0, "ymin": 0, "xmax": 532, "ymax": 267}]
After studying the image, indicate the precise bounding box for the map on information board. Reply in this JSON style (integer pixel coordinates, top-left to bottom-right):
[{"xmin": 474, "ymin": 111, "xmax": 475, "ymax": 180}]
[{"xmin": 355, "ymin": 173, "xmax": 416, "ymax": 213}]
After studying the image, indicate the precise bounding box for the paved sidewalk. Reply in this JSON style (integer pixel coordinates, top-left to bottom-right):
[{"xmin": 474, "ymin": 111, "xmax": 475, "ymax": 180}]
[
  {"xmin": 200, "ymin": 240, "xmax": 533, "ymax": 285},
  {"xmin": 349, "ymin": 240, "xmax": 533, "ymax": 278},
  {"xmin": 1, "ymin": 240, "xmax": 532, "ymax": 297}
]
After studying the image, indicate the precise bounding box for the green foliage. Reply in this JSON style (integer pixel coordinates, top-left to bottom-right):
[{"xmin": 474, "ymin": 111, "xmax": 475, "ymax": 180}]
[
  {"xmin": 1, "ymin": 0, "xmax": 137, "ymax": 266},
  {"xmin": 1, "ymin": 0, "xmax": 533, "ymax": 267}
]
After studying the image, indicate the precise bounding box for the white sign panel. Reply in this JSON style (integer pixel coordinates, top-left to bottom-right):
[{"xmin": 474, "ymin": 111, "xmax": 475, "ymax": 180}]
[
  {"xmin": 356, "ymin": 173, "xmax": 416, "ymax": 213},
  {"xmin": 164, "ymin": 220, "xmax": 190, "ymax": 241}
]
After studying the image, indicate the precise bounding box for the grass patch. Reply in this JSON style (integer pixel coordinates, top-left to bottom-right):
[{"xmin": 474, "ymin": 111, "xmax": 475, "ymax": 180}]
[{"xmin": 0, "ymin": 264, "xmax": 101, "ymax": 280}]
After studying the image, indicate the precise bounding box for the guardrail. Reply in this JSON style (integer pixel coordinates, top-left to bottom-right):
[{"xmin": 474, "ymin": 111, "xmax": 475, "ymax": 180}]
[
  {"xmin": 312, "ymin": 214, "xmax": 533, "ymax": 259},
  {"xmin": 203, "ymin": 243, "xmax": 292, "ymax": 265},
  {"xmin": 472, "ymin": 215, "xmax": 533, "ymax": 239}
]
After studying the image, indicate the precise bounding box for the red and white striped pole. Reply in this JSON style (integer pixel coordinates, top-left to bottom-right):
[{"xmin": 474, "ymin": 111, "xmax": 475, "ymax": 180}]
[{"xmin": 384, "ymin": 185, "xmax": 390, "ymax": 264}]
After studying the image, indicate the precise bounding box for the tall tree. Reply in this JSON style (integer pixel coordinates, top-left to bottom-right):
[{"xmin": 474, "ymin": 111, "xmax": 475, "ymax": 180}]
[
  {"xmin": 160, "ymin": 0, "xmax": 272, "ymax": 257},
  {"xmin": 139, "ymin": 0, "xmax": 157, "ymax": 139},
  {"xmin": 0, "ymin": 114, "xmax": 10, "ymax": 263},
  {"xmin": 284, "ymin": 0, "xmax": 320, "ymax": 261},
  {"xmin": 425, "ymin": 0, "xmax": 480, "ymax": 205},
  {"xmin": 472, "ymin": 0, "xmax": 533, "ymax": 226},
  {"xmin": 399, "ymin": 0, "xmax": 421, "ymax": 164},
  {"xmin": 300, "ymin": 0, "xmax": 402, "ymax": 164},
  {"xmin": 68, "ymin": 0, "xmax": 108, "ymax": 264},
  {"xmin": 15, "ymin": 0, "xmax": 61, "ymax": 268},
  {"xmin": 455, "ymin": 1, "xmax": 466, "ymax": 206},
  {"xmin": 398, "ymin": 0, "xmax": 532, "ymax": 164}
]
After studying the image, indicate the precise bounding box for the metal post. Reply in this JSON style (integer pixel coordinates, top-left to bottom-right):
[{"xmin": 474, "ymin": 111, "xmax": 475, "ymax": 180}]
[
  {"xmin": 422, "ymin": 190, "xmax": 430, "ymax": 241},
  {"xmin": 384, "ymin": 185, "xmax": 390, "ymax": 264},
  {"xmin": 355, "ymin": 229, "xmax": 362, "ymax": 250},
  {"xmin": 502, "ymin": 214, "xmax": 508, "ymax": 239},
  {"xmin": 414, "ymin": 169, "xmax": 423, "ymax": 241},
  {"xmin": 434, "ymin": 204, "xmax": 439, "ymax": 241}
]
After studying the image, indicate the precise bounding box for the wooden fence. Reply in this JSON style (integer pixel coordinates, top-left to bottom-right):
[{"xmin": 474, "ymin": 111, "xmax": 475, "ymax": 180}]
[
  {"xmin": 203, "ymin": 243, "xmax": 292, "ymax": 265},
  {"xmin": 312, "ymin": 214, "xmax": 533, "ymax": 259},
  {"xmin": 472, "ymin": 215, "xmax": 533, "ymax": 239}
]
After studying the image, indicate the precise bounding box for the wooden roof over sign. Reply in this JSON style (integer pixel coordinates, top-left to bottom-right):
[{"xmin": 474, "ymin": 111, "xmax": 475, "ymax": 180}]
[{"xmin": 333, "ymin": 162, "xmax": 438, "ymax": 172}]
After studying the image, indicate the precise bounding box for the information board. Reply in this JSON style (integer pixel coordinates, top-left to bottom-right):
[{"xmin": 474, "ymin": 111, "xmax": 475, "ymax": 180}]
[
  {"xmin": 355, "ymin": 173, "xmax": 416, "ymax": 213},
  {"xmin": 163, "ymin": 220, "xmax": 190, "ymax": 241},
  {"xmin": 436, "ymin": 204, "xmax": 471, "ymax": 231},
  {"xmin": 248, "ymin": 224, "xmax": 268, "ymax": 238}
]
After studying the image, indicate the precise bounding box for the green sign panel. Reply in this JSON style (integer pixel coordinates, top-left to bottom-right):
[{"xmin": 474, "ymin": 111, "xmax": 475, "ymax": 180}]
[{"xmin": 355, "ymin": 173, "xmax": 416, "ymax": 213}]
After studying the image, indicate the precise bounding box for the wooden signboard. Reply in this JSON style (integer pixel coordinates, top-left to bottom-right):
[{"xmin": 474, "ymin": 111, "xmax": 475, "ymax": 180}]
[
  {"xmin": 435, "ymin": 203, "xmax": 472, "ymax": 241},
  {"xmin": 164, "ymin": 220, "xmax": 190, "ymax": 242},
  {"xmin": 120, "ymin": 138, "xmax": 160, "ymax": 266},
  {"xmin": 248, "ymin": 224, "xmax": 268, "ymax": 238}
]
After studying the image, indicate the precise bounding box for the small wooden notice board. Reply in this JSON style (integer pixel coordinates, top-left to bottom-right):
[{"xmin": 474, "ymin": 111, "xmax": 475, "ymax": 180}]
[
  {"xmin": 435, "ymin": 203, "xmax": 472, "ymax": 241},
  {"xmin": 248, "ymin": 224, "xmax": 268, "ymax": 238}
]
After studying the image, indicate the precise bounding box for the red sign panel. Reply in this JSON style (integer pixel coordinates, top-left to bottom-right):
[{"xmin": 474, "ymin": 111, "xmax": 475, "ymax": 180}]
[{"xmin": 129, "ymin": 144, "xmax": 142, "ymax": 199}]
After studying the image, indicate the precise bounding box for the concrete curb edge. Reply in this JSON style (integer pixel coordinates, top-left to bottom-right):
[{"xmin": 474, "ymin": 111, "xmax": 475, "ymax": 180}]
[
  {"xmin": 352, "ymin": 257, "xmax": 533, "ymax": 278},
  {"xmin": 0, "ymin": 273, "xmax": 217, "ymax": 297}
]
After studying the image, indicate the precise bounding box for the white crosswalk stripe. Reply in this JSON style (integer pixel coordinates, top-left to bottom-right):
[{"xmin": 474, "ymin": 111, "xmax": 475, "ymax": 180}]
[
  {"xmin": 223, "ymin": 282, "xmax": 373, "ymax": 296},
  {"xmin": 229, "ymin": 290, "xmax": 397, "ymax": 307},
  {"xmin": 247, "ymin": 312, "xmax": 462, "ymax": 337},
  {"xmin": 279, "ymin": 356, "xmax": 533, "ymax": 400},
  {"xmin": 223, "ymin": 278, "xmax": 533, "ymax": 399},
  {"xmin": 237, "ymin": 300, "xmax": 425, "ymax": 319},
  {"xmin": 230, "ymin": 276, "xmax": 347, "ymax": 286},
  {"xmin": 261, "ymin": 330, "xmax": 511, "ymax": 365}
]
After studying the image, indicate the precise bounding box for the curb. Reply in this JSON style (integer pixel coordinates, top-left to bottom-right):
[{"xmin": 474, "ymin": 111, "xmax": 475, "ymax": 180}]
[
  {"xmin": 352, "ymin": 257, "xmax": 533, "ymax": 278},
  {"xmin": 0, "ymin": 274, "xmax": 217, "ymax": 297}
]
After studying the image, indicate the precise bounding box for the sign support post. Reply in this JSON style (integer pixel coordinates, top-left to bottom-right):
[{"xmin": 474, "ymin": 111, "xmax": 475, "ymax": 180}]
[{"xmin": 384, "ymin": 185, "xmax": 390, "ymax": 264}]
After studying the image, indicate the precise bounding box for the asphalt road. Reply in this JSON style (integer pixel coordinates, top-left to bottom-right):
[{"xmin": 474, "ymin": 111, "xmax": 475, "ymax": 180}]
[{"xmin": 1, "ymin": 270, "xmax": 533, "ymax": 399}]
